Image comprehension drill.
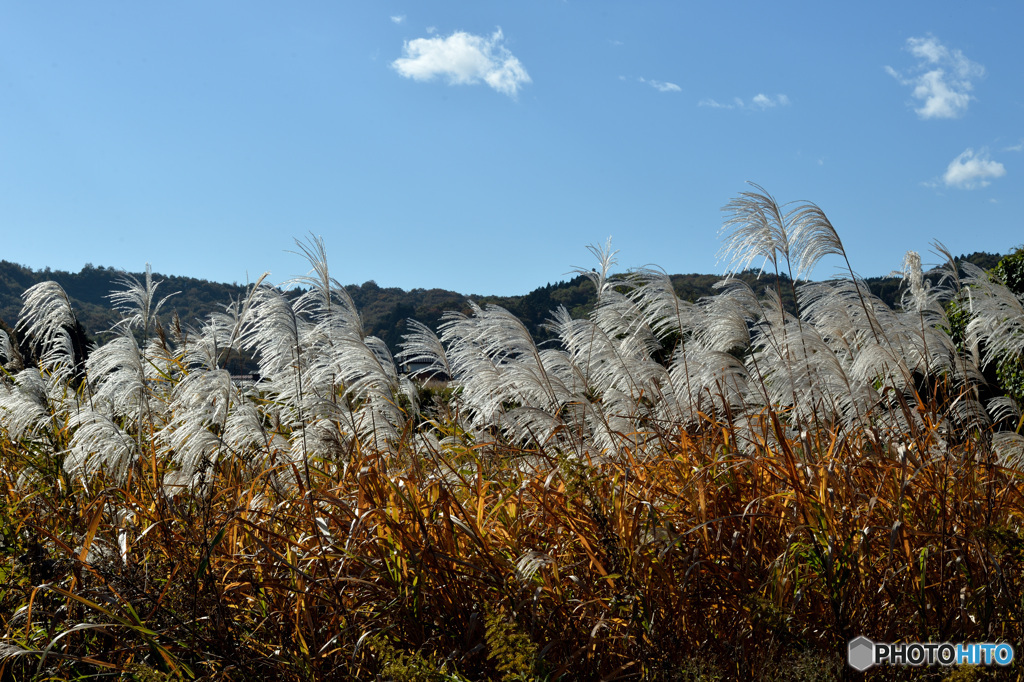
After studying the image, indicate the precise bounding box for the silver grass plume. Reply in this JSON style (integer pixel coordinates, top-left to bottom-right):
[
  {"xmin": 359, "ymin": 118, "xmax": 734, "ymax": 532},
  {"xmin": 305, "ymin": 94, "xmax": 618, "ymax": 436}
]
[
  {"xmin": 720, "ymin": 186, "xmax": 824, "ymax": 428},
  {"xmin": 304, "ymin": 289, "xmax": 402, "ymax": 447},
  {"xmin": 515, "ymin": 550, "xmax": 555, "ymax": 583},
  {"xmin": 18, "ymin": 281, "xmax": 76, "ymax": 347},
  {"xmin": 931, "ymin": 242, "xmax": 965, "ymax": 297},
  {"xmin": 440, "ymin": 302, "xmax": 579, "ymax": 448},
  {"xmin": 574, "ymin": 241, "xmax": 670, "ymax": 421},
  {"xmin": 65, "ymin": 407, "xmax": 137, "ymax": 483},
  {"xmin": 717, "ymin": 186, "xmax": 915, "ymax": 434},
  {"xmin": 436, "ymin": 306, "xmax": 505, "ymax": 424},
  {"xmin": 143, "ymin": 336, "xmax": 182, "ymax": 393},
  {"xmin": 160, "ymin": 368, "xmax": 236, "ymax": 484},
  {"xmin": 987, "ymin": 395, "xmax": 1021, "ymax": 427},
  {"xmin": 239, "ymin": 283, "xmax": 332, "ymax": 485},
  {"xmin": 184, "ymin": 276, "xmax": 265, "ymax": 372},
  {"xmin": 17, "ymin": 281, "xmax": 82, "ymax": 383},
  {"xmin": 900, "ymin": 251, "xmax": 928, "ymax": 313},
  {"xmin": 288, "ymin": 235, "xmax": 364, "ymax": 339},
  {"xmin": 788, "ymin": 200, "xmax": 849, "ymax": 281},
  {"xmin": 626, "ymin": 267, "xmax": 696, "ymax": 341},
  {"xmin": 108, "ymin": 264, "xmax": 178, "ymax": 338},
  {"xmin": 0, "ymin": 329, "xmax": 11, "ymax": 367},
  {"xmin": 719, "ymin": 184, "xmax": 793, "ymax": 277},
  {"xmin": 963, "ymin": 262, "xmax": 1024, "ymax": 367},
  {"xmin": 800, "ymin": 280, "xmax": 891, "ymax": 377},
  {"xmin": 800, "ymin": 277, "xmax": 938, "ymax": 404},
  {"xmin": 721, "ymin": 186, "xmax": 856, "ymax": 310},
  {"xmin": 986, "ymin": 395, "xmax": 1024, "ymax": 465},
  {"xmin": 86, "ymin": 323, "xmax": 149, "ymax": 419},
  {"xmin": 242, "ymin": 285, "xmax": 315, "ymax": 415},
  {"xmin": 929, "ymin": 242, "xmax": 986, "ymax": 401},
  {"xmin": 570, "ymin": 247, "xmax": 663, "ymax": 366},
  {"xmin": 0, "ymin": 369, "xmax": 51, "ymax": 440},
  {"xmin": 223, "ymin": 401, "xmax": 291, "ymax": 473},
  {"xmin": 573, "ymin": 238, "xmax": 618, "ymax": 300},
  {"xmin": 577, "ymin": 247, "xmax": 672, "ymax": 437},
  {"xmin": 880, "ymin": 251, "xmax": 958, "ymax": 392},
  {"xmin": 665, "ymin": 278, "xmax": 761, "ymax": 420},
  {"xmin": 748, "ymin": 309, "xmax": 848, "ymax": 425},
  {"xmin": 667, "ymin": 341, "xmax": 755, "ymax": 422},
  {"xmin": 547, "ymin": 306, "xmax": 662, "ymax": 453},
  {"xmin": 992, "ymin": 431, "xmax": 1024, "ymax": 467},
  {"xmin": 289, "ymin": 235, "xmax": 407, "ymax": 451},
  {"xmin": 788, "ymin": 198, "xmax": 890, "ymax": 350},
  {"xmin": 796, "ymin": 280, "xmax": 887, "ymax": 426},
  {"xmin": 185, "ymin": 307, "xmax": 244, "ymax": 371},
  {"xmin": 397, "ymin": 319, "xmax": 452, "ymax": 383},
  {"xmin": 694, "ymin": 278, "xmax": 759, "ymax": 354},
  {"xmin": 314, "ymin": 330, "xmax": 406, "ymax": 449}
]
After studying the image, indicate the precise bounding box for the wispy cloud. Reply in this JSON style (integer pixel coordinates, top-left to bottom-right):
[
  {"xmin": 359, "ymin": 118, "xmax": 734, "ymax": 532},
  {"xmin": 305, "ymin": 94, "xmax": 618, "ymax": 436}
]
[
  {"xmin": 699, "ymin": 93, "xmax": 789, "ymax": 110},
  {"xmin": 751, "ymin": 93, "xmax": 789, "ymax": 109},
  {"xmin": 392, "ymin": 28, "xmax": 531, "ymax": 97},
  {"xmin": 1004, "ymin": 140, "xmax": 1024, "ymax": 153},
  {"xmin": 639, "ymin": 77, "xmax": 681, "ymax": 93},
  {"xmin": 390, "ymin": 15, "xmax": 405, "ymax": 24},
  {"xmin": 942, "ymin": 148, "xmax": 1006, "ymax": 189},
  {"xmin": 426, "ymin": 26, "xmax": 437, "ymax": 34},
  {"xmin": 698, "ymin": 97, "xmax": 741, "ymax": 109},
  {"xmin": 885, "ymin": 35, "xmax": 984, "ymax": 119}
]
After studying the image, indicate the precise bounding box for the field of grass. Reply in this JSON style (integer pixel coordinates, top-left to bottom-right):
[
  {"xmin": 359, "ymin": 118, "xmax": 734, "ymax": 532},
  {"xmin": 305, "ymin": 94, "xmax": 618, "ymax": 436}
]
[{"xmin": 1, "ymin": 187, "xmax": 1023, "ymax": 680}]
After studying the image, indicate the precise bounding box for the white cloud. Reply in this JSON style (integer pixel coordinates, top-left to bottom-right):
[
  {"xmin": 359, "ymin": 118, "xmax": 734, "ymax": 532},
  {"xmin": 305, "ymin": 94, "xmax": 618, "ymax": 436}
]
[
  {"xmin": 908, "ymin": 36, "xmax": 946, "ymax": 64},
  {"xmin": 699, "ymin": 94, "xmax": 788, "ymax": 110},
  {"xmin": 942, "ymin": 148, "xmax": 1006, "ymax": 189},
  {"xmin": 751, "ymin": 93, "xmax": 789, "ymax": 109},
  {"xmin": 392, "ymin": 28, "xmax": 531, "ymax": 97},
  {"xmin": 390, "ymin": 15, "xmax": 405, "ymax": 24},
  {"xmin": 699, "ymin": 98, "xmax": 734, "ymax": 109},
  {"xmin": 426, "ymin": 26, "xmax": 437, "ymax": 34},
  {"xmin": 1004, "ymin": 140, "xmax": 1024, "ymax": 152},
  {"xmin": 639, "ymin": 77, "xmax": 681, "ymax": 93},
  {"xmin": 886, "ymin": 35, "xmax": 984, "ymax": 119}
]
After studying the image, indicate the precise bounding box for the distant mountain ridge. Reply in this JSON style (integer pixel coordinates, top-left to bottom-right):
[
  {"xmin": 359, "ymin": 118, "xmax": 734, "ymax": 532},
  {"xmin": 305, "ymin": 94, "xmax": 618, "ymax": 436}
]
[{"xmin": 0, "ymin": 251, "xmax": 1006, "ymax": 355}]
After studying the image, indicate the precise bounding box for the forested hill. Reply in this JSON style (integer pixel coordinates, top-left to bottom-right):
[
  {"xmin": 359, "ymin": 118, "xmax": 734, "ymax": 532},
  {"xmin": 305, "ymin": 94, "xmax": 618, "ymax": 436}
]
[{"xmin": 0, "ymin": 251, "xmax": 1007, "ymax": 353}]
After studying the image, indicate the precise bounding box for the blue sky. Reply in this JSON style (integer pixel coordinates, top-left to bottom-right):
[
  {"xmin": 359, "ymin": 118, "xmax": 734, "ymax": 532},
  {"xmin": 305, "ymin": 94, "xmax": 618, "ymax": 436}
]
[{"xmin": 1, "ymin": 2, "xmax": 1021, "ymax": 294}]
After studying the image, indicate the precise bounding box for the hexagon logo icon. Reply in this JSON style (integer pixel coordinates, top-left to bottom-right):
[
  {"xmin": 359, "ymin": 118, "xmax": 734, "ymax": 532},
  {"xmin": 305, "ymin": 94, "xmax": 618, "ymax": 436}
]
[{"xmin": 848, "ymin": 636, "xmax": 875, "ymax": 671}]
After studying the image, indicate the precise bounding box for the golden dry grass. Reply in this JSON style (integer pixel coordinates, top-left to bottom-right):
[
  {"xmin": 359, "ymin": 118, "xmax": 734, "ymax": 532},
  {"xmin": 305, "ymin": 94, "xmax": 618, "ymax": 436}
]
[{"xmin": 1, "ymin": 401, "xmax": 1022, "ymax": 680}]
